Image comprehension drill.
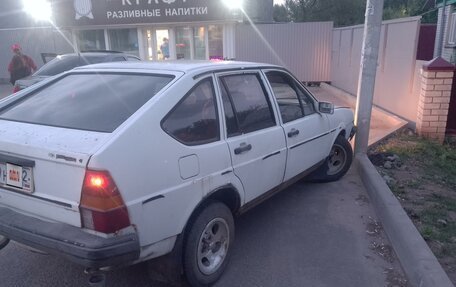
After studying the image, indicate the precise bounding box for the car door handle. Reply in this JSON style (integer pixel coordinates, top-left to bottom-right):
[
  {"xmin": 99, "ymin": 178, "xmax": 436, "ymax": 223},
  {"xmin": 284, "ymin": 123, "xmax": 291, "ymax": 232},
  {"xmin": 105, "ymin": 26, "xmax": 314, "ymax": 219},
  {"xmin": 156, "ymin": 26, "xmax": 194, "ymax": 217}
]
[
  {"xmin": 288, "ymin": 129, "xmax": 300, "ymax": 138},
  {"xmin": 234, "ymin": 143, "xmax": 252, "ymax": 155}
]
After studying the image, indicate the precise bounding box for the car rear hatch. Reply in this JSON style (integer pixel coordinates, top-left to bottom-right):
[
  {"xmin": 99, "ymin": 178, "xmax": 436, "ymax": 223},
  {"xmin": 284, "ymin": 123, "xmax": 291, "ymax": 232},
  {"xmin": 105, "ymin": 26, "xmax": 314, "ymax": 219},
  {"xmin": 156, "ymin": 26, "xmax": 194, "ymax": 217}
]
[
  {"xmin": 0, "ymin": 120, "xmax": 110, "ymax": 227},
  {"xmin": 0, "ymin": 71, "xmax": 178, "ymax": 229}
]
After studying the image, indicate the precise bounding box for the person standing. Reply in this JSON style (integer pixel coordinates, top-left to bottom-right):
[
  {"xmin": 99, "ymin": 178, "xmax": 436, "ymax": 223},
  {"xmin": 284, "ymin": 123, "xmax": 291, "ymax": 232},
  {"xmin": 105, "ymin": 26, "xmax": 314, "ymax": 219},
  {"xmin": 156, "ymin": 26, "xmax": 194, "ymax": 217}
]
[
  {"xmin": 160, "ymin": 38, "xmax": 170, "ymax": 60},
  {"xmin": 8, "ymin": 44, "xmax": 37, "ymax": 85}
]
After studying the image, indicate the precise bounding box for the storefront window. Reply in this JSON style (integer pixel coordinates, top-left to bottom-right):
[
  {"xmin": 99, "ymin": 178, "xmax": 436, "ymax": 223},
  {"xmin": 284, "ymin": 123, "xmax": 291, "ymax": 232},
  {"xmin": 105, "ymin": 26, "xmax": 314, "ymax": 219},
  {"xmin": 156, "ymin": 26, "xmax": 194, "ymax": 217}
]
[
  {"xmin": 208, "ymin": 25, "xmax": 223, "ymax": 60},
  {"xmin": 193, "ymin": 27, "xmax": 206, "ymax": 60},
  {"xmin": 175, "ymin": 27, "xmax": 192, "ymax": 60},
  {"xmin": 77, "ymin": 30, "xmax": 106, "ymax": 51},
  {"xmin": 108, "ymin": 28, "xmax": 139, "ymax": 56}
]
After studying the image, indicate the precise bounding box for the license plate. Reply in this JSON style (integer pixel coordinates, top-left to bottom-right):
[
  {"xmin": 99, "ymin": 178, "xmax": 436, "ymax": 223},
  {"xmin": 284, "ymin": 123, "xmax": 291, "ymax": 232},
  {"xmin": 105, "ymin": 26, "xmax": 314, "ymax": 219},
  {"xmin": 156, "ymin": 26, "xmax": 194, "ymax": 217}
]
[{"xmin": 0, "ymin": 162, "xmax": 34, "ymax": 193}]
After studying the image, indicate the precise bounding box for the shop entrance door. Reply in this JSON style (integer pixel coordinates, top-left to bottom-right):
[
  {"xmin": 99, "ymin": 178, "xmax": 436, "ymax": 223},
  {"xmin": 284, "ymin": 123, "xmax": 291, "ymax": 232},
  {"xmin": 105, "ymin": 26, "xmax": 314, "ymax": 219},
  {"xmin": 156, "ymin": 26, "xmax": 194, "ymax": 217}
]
[
  {"xmin": 145, "ymin": 28, "xmax": 170, "ymax": 61},
  {"xmin": 156, "ymin": 29, "xmax": 170, "ymax": 60}
]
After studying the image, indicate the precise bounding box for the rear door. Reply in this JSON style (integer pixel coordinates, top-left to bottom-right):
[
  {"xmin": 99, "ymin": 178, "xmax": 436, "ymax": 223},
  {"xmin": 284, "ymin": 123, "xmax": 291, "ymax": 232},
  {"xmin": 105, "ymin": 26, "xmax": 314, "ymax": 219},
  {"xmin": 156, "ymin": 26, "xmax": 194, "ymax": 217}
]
[
  {"xmin": 216, "ymin": 71, "xmax": 287, "ymax": 203},
  {"xmin": 264, "ymin": 70, "xmax": 332, "ymax": 181}
]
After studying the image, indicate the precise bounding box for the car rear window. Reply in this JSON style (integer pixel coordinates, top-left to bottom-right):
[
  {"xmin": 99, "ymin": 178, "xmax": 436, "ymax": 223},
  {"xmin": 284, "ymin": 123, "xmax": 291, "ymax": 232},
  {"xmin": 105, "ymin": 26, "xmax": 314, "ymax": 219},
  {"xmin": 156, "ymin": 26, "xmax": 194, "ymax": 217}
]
[
  {"xmin": 34, "ymin": 56, "xmax": 81, "ymax": 76},
  {"xmin": 0, "ymin": 73, "xmax": 174, "ymax": 132}
]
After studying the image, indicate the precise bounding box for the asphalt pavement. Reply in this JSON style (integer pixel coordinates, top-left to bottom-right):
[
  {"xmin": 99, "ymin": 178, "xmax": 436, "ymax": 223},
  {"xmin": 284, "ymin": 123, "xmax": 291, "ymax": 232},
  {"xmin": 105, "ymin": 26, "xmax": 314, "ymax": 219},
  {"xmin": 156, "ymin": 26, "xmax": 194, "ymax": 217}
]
[
  {"xmin": 0, "ymin": 83, "xmax": 12, "ymax": 99},
  {"xmin": 0, "ymin": 168, "xmax": 408, "ymax": 287}
]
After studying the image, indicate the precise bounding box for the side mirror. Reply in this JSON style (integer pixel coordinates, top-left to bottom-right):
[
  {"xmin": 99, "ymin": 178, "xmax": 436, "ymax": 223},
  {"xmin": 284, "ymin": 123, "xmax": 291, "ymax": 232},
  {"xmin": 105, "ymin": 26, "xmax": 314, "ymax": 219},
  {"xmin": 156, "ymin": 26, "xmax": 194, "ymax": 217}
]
[{"xmin": 319, "ymin": 102, "xmax": 334, "ymax": 114}]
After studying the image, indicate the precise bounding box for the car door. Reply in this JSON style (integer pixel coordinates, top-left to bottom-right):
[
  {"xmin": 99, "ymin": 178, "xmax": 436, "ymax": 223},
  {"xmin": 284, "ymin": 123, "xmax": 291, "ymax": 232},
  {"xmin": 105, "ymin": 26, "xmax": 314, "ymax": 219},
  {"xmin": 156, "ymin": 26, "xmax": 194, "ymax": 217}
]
[
  {"xmin": 264, "ymin": 70, "xmax": 332, "ymax": 182},
  {"xmin": 216, "ymin": 71, "xmax": 287, "ymax": 203}
]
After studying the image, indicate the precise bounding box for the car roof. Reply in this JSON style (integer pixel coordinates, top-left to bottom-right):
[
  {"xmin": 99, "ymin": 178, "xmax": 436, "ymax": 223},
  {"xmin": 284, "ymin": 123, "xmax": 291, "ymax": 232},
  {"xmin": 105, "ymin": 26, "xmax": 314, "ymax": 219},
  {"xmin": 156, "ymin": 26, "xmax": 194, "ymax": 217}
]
[
  {"xmin": 57, "ymin": 52, "xmax": 136, "ymax": 59},
  {"xmin": 74, "ymin": 61, "xmax": 282, "ymax": 75}
]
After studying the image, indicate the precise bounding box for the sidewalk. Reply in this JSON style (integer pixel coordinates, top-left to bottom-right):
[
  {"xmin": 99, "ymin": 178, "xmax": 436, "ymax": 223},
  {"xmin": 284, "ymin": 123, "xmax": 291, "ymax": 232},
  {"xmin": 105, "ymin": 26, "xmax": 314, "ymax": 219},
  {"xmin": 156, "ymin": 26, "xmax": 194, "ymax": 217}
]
[
  {"xmin": 0, "ymin": 83, "xmax": 12, "ymax": 100},
  {"xmin": 310, "ymin": 84, "xmax": 408, "ymax": 146}
]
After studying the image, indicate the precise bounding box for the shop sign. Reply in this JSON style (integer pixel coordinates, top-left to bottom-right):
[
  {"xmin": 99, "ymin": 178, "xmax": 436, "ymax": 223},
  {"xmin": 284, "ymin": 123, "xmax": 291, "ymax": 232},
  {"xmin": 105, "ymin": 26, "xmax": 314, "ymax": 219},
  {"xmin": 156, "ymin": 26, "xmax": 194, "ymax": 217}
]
[{"xmin": 53, "ymin": 0, "xmax": 242, "ymax": 26}]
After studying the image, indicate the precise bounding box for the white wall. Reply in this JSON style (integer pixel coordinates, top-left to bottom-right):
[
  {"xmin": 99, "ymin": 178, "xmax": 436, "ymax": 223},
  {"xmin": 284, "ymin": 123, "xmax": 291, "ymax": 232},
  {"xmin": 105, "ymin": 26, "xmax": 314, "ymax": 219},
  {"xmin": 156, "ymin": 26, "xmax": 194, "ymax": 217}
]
[{"xmin": 331, "ymin": 17, "xmax": 422, "ymax": 123}]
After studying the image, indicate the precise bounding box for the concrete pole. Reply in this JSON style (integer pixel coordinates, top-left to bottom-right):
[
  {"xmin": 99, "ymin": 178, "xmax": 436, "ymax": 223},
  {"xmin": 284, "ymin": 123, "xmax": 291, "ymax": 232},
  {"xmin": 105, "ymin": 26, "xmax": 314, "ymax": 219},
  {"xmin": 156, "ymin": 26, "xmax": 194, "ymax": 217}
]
[{"xmin": 354, "ymin": 0, "xmax": 385, "ymax": 155}]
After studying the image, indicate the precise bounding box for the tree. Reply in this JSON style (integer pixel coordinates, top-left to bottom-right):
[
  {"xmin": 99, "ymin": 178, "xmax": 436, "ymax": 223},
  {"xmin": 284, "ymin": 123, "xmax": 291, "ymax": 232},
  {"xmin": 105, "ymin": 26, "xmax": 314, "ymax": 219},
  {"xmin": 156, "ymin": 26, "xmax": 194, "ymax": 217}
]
[
  {"xmin": 275, "ymin": 0, "xmax": 366, "ymax": 26},
  {"xmin": 383, "ymin": 0, "xmax": 437, "ymax": 23},
  {"xmin": 273, "ymin": 0, "xmax": 437, "ymax": 26},
  {"xmin": 273, "ymin": 4, "xmax": 289, "ymax": 22}
]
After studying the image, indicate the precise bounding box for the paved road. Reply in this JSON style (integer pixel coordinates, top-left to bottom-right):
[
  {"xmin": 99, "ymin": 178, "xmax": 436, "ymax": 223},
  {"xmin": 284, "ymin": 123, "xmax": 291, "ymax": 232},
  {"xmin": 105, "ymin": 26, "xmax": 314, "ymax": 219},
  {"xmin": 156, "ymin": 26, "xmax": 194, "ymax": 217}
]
[{"xmin": 0, "ymin": 168, "xmax": 407, "ymax": 287}]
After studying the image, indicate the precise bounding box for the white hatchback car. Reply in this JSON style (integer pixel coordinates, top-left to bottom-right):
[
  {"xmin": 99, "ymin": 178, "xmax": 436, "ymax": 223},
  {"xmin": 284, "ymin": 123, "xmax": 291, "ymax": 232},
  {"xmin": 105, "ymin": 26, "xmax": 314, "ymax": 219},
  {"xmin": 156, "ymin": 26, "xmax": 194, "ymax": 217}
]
[{"xmin": 0, "ymin": 61, "xmax": 355, "ymax": 286}]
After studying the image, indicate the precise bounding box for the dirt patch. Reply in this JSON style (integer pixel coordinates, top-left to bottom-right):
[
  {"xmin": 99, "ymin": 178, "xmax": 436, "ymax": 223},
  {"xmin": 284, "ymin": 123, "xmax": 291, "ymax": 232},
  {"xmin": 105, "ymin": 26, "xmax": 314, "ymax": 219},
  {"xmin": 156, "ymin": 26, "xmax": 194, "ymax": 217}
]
[
  {"xmin": 369, "ymin": 130, "xmax": 456, "ymax": 284},
  {"xmin": 384, "ymin": 268, "xmax": 409, "ymax": 287}
]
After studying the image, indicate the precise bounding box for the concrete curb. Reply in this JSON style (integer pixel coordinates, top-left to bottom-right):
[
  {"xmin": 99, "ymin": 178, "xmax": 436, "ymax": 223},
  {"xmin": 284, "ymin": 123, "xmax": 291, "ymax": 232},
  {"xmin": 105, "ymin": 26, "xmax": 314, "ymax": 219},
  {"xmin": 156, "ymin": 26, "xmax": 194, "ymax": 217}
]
[{"xmin": 356, "ymin": 154, "xmax": 454, "ymax": 287}]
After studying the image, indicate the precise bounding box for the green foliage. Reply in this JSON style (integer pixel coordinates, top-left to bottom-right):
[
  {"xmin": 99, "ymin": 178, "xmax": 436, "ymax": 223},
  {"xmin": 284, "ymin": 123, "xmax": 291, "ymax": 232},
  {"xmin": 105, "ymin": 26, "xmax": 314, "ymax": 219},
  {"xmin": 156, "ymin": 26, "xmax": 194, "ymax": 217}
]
[
  {"xmin": 273, "ymin": 4, "xmax": 289, "ymax": 22},
  {"xmin": 273, "ymin": 0, "xmax": 437, "ymax": 26},
  {"xmin": 282, "ymin": 0, "xmax": 366, "ymax": 26},
  {"xmin": 419, "ymin": 204, "xmax": 456, "ymax": 257},
  {"xmin": 383, "ymin": 0, "xmax": 437, "ymax": 23},
  {"xmin": 383, "ymin": 135, "xmax": 456, "ymax": 189}
]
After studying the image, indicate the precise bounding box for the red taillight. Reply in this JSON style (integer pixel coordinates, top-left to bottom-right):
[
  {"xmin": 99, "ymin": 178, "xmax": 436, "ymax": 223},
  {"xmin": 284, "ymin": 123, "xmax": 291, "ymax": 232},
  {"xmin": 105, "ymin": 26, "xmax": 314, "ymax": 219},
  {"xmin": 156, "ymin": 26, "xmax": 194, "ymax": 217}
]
[
  {"xmin": 80, "ymin": 170, "xmax": 130, "ymax": 234},
  {"xmin": 12, "ymin": 85, "xmax": 20, "ymax": 93}
]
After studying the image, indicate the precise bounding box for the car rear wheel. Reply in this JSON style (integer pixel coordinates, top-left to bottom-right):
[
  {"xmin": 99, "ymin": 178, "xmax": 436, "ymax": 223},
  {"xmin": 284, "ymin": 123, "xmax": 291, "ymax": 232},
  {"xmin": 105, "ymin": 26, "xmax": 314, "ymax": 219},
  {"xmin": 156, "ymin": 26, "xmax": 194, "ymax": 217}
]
[
  {"xmin": 184, "ymin": 202, "xmax": 234, "ymax": 287},
  {"xmin": 308, "ymin": 135, "xmax": 353, "ymax": 182}
]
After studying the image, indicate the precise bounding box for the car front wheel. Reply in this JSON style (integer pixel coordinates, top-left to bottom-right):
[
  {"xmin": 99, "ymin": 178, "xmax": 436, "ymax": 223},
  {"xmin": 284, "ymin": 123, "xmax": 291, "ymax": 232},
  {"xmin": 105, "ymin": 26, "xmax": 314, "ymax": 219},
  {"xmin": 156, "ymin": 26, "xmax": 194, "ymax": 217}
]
[
  {"xmin": 308, "ymin": 135, "xmax": 353, "ymax": 182},
  {"xmin": 184, "ymin": 202, "xmax": 234, "ymax": 287}
]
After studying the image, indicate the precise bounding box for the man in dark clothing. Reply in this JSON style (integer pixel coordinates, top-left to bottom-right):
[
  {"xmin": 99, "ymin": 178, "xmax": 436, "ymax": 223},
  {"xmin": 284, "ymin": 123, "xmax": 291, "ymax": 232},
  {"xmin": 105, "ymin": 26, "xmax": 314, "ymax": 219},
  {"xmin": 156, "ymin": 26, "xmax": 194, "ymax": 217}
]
[{"xmin": 8, "ymin": 44, "xmax": 37, "ymax": 85}]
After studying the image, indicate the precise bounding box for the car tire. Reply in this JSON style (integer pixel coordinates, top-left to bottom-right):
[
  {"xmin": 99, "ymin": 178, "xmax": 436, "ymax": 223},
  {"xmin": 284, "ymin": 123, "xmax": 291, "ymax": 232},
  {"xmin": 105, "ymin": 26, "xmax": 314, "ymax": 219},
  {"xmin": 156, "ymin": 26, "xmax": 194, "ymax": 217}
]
[
  {"xmin": 308, "ymin": 135, "xmax": 353, "ymax": 182},
  {"xmin": 183, "ymin": 202, "xmax": 234, "ymax": 287},
  {"xmin": 0, "ymin": 235, "xmax": 9, "ymax": 250}
]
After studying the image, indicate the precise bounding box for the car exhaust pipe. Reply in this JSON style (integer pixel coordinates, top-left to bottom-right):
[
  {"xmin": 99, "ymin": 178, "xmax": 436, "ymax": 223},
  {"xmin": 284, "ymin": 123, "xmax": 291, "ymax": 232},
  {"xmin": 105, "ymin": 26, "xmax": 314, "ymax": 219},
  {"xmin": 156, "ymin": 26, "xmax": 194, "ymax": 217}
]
[{"xmin": 85, "ymin": 268, "xmax": 106, "ymax": 287}]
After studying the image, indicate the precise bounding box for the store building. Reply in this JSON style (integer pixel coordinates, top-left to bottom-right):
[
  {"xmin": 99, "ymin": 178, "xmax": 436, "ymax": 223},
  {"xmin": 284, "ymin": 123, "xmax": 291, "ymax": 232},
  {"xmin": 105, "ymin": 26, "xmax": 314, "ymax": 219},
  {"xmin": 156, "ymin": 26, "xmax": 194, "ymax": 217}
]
[{"xmin": 51, "ymin": 0, "xmax": 273, "ymax": 61}]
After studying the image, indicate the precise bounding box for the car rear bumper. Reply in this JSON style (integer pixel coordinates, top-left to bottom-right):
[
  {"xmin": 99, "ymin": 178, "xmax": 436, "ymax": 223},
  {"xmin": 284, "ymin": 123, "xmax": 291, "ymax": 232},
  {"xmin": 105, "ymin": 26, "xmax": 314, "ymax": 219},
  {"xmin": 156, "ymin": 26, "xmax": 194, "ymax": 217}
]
[{"xmin": 0, "ymin": 206, "xmax": 140, "ymax": 268}]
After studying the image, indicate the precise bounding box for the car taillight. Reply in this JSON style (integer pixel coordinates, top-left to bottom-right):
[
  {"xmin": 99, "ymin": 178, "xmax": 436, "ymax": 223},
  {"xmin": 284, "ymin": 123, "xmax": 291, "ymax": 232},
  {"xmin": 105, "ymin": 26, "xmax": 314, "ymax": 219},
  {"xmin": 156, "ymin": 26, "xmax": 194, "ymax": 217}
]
[
  {"xmin": 12, "ymin": 85, "xmax": 21, "ymax": 93},
  {"xmin": 79, "ymin": 170, "xmax": 130, "ymax": 234}
]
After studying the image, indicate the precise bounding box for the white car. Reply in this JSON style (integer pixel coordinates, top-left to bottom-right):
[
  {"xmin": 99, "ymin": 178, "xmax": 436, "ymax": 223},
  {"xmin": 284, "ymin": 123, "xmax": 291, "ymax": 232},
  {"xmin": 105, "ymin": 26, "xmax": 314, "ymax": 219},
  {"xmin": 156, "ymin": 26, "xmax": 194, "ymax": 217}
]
[{"xmin": 0, "ymin": 61, "xmax": 355, "ymax": 286}]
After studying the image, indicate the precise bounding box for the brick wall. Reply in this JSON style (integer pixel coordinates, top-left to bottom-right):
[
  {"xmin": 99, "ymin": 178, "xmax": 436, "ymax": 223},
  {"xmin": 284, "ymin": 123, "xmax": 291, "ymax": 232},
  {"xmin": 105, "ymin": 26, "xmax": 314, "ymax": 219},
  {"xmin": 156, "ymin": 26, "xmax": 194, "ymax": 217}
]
[{"xmin": 417, "ymin": 69, "xmax": 453, "ymax": 142}]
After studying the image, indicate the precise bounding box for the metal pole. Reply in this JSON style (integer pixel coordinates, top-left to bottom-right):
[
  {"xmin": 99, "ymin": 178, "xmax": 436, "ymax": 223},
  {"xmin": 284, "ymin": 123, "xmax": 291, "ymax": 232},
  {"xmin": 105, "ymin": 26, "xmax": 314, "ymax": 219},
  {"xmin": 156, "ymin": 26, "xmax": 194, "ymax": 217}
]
[{"xmin": 354, "ymin": 0, "xmax": 385, "ymax": 155}]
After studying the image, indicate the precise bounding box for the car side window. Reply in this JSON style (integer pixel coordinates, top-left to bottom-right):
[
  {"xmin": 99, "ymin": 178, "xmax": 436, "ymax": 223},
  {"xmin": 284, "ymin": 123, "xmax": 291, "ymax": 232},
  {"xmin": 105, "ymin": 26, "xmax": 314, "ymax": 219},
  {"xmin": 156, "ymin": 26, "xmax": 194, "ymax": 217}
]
[
  {"xmin": 127, "ymin": 56, "xmax": 141, "ymax": 61},
  {"xmin": 162, "ymin": 78, "xmax": 220, "ymax": 146},
  {"xmin": 296, "ymin": 84, "xmax": 316, "ymax": 116},
  {"xmin": 266, "ymin": 71, "xmax": 315, "ymax": 120},
  {"xmin": 220, "ymin": 73, "xmax": 276, "ymax": 135},
  {"xmin": 112, "ymin": 57, "xmax": 126, "ymax": 62},
  {"xmin": 219, "ymin": 81, "xmax": 241, "ymax": 137}
]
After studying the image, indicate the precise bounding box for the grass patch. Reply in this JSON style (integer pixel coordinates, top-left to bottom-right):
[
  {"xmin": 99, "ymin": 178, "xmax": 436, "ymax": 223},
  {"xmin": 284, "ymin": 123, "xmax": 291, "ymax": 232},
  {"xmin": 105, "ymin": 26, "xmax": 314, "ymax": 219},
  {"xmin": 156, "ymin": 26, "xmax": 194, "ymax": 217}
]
[
  {"xmin": 418, "ymin": 204, "xmax": 456, "ymax": 257},
  {"xmin": 372, "ymin": 132, "xmax": 456, "ymax": 279},
  {"xmin": 381, "ymin": 135, "xmax": 456, "ymax": 189}
]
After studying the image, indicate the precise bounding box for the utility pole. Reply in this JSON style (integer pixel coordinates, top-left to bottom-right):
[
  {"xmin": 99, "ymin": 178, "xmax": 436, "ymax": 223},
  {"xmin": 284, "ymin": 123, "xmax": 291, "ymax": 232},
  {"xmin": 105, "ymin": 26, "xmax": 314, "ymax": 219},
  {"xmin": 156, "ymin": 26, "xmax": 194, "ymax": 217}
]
[{"xmin": 354, "ymin": 0, "xmax": 385, "ymax": 155}]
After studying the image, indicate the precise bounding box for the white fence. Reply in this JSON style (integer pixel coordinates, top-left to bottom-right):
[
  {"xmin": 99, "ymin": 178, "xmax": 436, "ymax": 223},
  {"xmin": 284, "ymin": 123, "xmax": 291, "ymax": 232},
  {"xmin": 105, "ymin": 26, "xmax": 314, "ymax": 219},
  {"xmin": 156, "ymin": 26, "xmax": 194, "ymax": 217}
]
[
  {"xmin": 235, "ymin": 22, "xmax": 333, "ymax": 82},
  {"xmin": 331, "ymin": 17, "xmax": 422, "ymax": 122}
]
